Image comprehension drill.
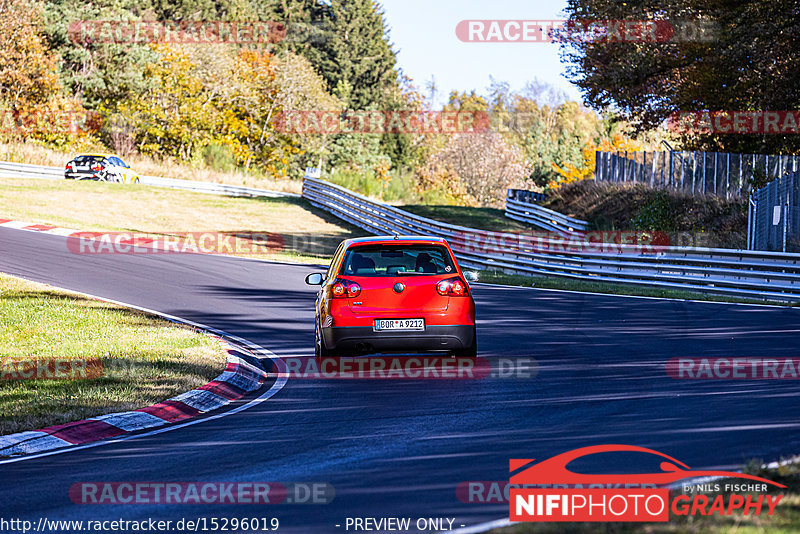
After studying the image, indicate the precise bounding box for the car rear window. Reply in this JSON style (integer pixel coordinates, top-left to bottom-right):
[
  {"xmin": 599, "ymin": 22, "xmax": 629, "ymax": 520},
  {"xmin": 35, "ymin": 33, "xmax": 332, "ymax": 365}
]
[
  {"xmin": 340, "ymin": 245, "xmax": 456, "ymax": 277},
  {"xmin": 74, "ymin": 155, "xmax": 106, "ymax": 164}
]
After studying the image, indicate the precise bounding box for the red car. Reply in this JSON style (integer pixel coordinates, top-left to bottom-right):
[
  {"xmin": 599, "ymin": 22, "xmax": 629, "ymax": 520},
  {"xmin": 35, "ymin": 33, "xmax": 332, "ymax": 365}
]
[{"xmin": 305, "ymin": 236, "xmax": 477, "ymax": 357}]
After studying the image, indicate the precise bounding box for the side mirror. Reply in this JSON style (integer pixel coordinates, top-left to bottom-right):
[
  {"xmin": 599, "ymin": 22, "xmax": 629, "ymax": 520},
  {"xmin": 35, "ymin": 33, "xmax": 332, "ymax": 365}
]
[
  {"xmin": 463, "ymin": 271, "xmax": 479, "ymax": 283},
  {"xmin": 305, "ymin": 273, "xmax": 324, "ymax": 285}
]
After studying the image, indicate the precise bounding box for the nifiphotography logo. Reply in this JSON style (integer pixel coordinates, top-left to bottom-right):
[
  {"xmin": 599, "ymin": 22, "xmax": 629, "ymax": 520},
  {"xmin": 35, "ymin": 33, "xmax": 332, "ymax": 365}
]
[{"xmin": 509, "ymin": 445, "xmax": 785, "ymax": 523}]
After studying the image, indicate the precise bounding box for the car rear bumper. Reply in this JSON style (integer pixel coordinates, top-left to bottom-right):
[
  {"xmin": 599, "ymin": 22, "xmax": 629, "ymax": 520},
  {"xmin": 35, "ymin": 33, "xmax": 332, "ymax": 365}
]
[
  {"xmin": 65, "ymin": 171, "xmax": 101, "ymax": 180},
  {"xmin": 323, "ymin": 324, "xmax": 474, "ymax": 353}
]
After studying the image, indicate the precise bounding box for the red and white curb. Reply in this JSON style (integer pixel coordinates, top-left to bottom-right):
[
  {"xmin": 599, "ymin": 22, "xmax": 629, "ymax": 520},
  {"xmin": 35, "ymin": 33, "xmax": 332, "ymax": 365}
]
[
  {"xmin": 0, "ymin": 219, "xmax": 80, "ymax": 237},
  {"xmin": 0, "ymin": 341, "xmax": 269, "ymax": 457},
  {"xmin": 0, "ymin": 218, "xmax": 269, "ymax": 257}
]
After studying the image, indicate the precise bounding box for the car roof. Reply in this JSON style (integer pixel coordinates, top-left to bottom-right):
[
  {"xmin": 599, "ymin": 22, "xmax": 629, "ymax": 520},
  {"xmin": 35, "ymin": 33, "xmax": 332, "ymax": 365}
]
[
  {"xmin": 344, "ymin": 236, "xmax": 447, "ymax": 247},
  {"xmin": 72, "ymin": 154, "xmax": 119, "ymax": 159}
]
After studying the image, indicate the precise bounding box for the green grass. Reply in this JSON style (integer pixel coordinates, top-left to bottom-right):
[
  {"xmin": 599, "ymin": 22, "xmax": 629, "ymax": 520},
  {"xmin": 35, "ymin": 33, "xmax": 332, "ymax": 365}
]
[
  {"xmin": 401, "ymin": 204, "xmax": 533, "ymax": 233},
  {"xmin": 327, "ymin": 168, "xmax": 419, "ymax": 202},
  {"xmin": 0, "ymin": 273, "xmax": 225, "ymax": 436}
]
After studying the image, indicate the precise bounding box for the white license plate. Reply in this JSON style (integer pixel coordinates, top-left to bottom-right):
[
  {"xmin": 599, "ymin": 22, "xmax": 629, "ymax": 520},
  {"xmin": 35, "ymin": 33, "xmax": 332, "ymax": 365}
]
[{"xmin": 374, "ymin": 318, "xmax": 425, "ymax": 331}]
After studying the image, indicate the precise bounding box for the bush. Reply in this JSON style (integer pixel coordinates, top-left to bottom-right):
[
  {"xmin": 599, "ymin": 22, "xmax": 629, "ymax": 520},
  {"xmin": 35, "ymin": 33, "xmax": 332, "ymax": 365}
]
[
  {"xmin": 201, "ymin": 143, "xmax": 237, "ymax": 173},
  {"xmin": 328, "ymin": 167, "xmax": 420, "ymax": 203},
  {"xmin": 543, "ymin": 180, "xmax": 747, "ymax": 248},
  {"xmin": 631, "ymin": 191, "xmax": 674, "ymax": 231}
]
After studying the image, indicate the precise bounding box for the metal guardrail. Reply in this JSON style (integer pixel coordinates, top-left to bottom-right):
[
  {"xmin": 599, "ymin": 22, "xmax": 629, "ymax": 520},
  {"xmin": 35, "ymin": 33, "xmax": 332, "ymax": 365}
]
[
  {"xmin": 302, "ymin": 176, "xmax": 800, "ymax": 302},
  {"xmin": 504, "ymin": 189, "xmax": 588, "ymax": 236},
  {"xmin": 0, "ymin": 161, "xmax": 298, "ymax": 198}
]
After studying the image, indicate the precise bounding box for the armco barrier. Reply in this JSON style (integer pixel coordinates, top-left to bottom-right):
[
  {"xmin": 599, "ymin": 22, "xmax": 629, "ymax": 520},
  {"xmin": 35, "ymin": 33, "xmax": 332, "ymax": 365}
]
[
  {"xmin": 0, "ymin": 161, "xmax": 297, "ymax": 199},
  {"xmin": 302, "ymin": 176, "xmax": 800, "ymax": 302},
  {"xmin": 505, "ymin": 189, "xmax": 588, "ymax": 236}
]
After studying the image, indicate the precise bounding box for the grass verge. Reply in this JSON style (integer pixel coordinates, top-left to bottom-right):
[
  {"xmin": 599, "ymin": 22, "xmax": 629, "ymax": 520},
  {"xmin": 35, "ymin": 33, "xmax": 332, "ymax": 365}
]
[
  {"xmin": 401, "ymin": 204, "xmax": 532, "ymax": 233},
  {"xmin": 0, "ymin": 273, "xmax": 225, "ymax": 435},
  {"xmin": 0, "ymin": 177, "xmax": 368, "ymax": 264}
]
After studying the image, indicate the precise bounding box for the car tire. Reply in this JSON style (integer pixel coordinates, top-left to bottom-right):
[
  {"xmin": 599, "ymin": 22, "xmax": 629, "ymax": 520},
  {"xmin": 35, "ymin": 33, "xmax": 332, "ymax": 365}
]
[
  {"xmin": 132, "ymin": 177, "xmax": 140, "ymax": 184},
  {"xmin": 315, "ymin": 319, "xmax": 338, "ymax": 359},
  {"xmin": 453, "ymin": 326, "xmax": 477, "ymax": 358}
]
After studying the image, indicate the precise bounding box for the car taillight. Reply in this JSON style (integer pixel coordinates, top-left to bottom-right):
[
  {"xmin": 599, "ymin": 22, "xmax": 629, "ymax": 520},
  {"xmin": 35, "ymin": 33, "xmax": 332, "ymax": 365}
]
[
  {"xmin": 331, "ymin": 279, "xmax": 360, "ymax": 298},
  {"xmin": 450, "ymin": 279, "xmax": 466, "ymax": 296},
  {"xmin": 346, "ymin": 282, "xmax": 361, "ymax": 297},
  {"xmin": 436, "ymin": 277, "xmax": 469, "ymax": 297},
  {"xmin": 65, "ymin": 162, "xmax": 73, "ymax": 170}
]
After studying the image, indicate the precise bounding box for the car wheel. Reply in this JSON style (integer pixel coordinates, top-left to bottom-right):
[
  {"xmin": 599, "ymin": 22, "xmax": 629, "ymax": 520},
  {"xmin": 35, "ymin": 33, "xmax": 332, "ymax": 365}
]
[
  {"xmin": 132, "ymin": 177, "xmax": 140, "ymax": 184},
  {"xmin": 453, "ymin": 326, "xmax": 477, "ymax": 358},
  {"xmin": 315, "ymin": 319, "xmax": 337, "ymax": 359}
]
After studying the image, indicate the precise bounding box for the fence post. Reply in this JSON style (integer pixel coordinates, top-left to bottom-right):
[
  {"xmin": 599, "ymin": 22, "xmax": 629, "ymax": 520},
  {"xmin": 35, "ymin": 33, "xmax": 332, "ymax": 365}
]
[
  {"xmin": 713, "ymin": 152, "xmax": 718, "ymax": 195},
  {"xmin": 650, "ymin": 151, "xmax": 657, "ymax": 187},
  {"xmin": 738, "ymin": 153, "xmax": 743, "ymax": 197},
  {"xmin": 702, "ymin": 152, "xmax": 706, "ymax": 194},
  {"xmin": 747, "ymin": 195, "xmax": 753, "ymax": 250},
  {"xmin": 669, "ymin": 150, "xmax": 674, "ymax": 188},
  {"xmin": 766, "ymin": 154, "xmax": 769, "ymax": 180},
  {"xmin": 623, "ymin": 151, "xmax": 627, "ymax": 182},
  {"xmin": 784, "ymin": 198, "xmax": 789, "ymax": 253},
  {"xmin": 726, "ymin": 152, "xmax": 730, "ymax": 200}
]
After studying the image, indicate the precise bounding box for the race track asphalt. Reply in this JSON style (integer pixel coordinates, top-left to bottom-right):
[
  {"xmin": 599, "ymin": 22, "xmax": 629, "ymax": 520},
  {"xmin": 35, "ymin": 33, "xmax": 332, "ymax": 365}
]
[{"xmin": 1, "ymin": 227, "xmax": 800, "ymax": 533}]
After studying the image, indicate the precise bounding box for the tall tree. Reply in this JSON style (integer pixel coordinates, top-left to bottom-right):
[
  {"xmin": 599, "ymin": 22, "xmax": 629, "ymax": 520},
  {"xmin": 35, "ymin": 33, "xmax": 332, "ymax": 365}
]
[
  {"xmin": 300, "ymin": 0, "xmax": 398, "ymax": 110},
  {"xmin": 561, "ymin": 0, "xmax": 800, "ymax": 154}
]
